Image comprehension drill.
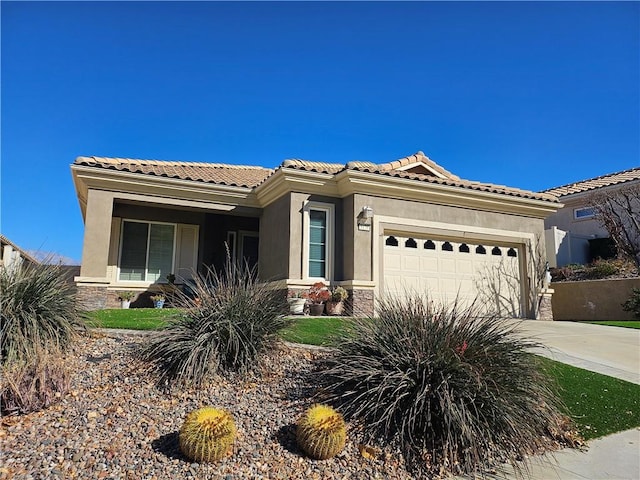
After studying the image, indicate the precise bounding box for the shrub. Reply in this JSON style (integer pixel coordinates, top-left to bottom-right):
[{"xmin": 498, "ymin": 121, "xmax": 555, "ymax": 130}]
[
  {"xmin": 0, "ymin": 263, "xmax": 86, "ymax": 364},
  {"xmin": 179, "ymin": 407, "xmax": 236, "ymax": 462},
  {"xmin": 140, "ymin": 260, "xmax": 289, "ymax": 386},
  {"xmin": 585, "ymin": 259, "xmax": 621, "ymax": 279},
  {"xmin": 296, "ymin": 404, "xmax": 347, "ymax": 460},
  {"xmin": 316, "ymin": 294, "xmax": 566, "ymax": 476},
  {"xmin": 622, "ymin": 288, "xmax": 640, "ymax": 320},
  {"xmin": 0, "ymin": 352, "xmax": 69, "ymax": 415},
  {"xmin": 330, "ymin": 286, "xmax": 348, "ymax": 302}
]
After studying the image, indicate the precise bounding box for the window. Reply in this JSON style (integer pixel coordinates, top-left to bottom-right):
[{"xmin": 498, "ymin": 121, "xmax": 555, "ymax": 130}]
[
  {"xmin": 386, "ymin": 236, "xmax": 399, "ymax": 247},
  {"xmin": 507, "ymin": 248, "xmax": 518, "ymax": 257},
  {"xmin": 476, "ymin": 245, "xmax": 486, "ymax": 254},
  {"xmin": 119, "ymin": 220, "xmax": 175, "ymax": 282},
  {"xmin": 405, "ymin": 238, "xmax": 417, "ymax": 248},
  {"xmin": 304, "ymin": 202, "xmax": 334, "ymax": 280},
  {"xmin": 492, "ymin": 246, "xmax": 502, "ymax": 256},
  {"xmin": 574, "ymin": 207, "xmax": 595, "ymax": 220},
  {"xmin": 459, "ymin": 243, "xmax": 470, "ymax": 253},
  {"xmin": 442, "ymin": 241, "xmax": 453, "ymax": 251},
  {"xmin": 424, "ymin": 240, "xmax": 436, "ymax": 250}
]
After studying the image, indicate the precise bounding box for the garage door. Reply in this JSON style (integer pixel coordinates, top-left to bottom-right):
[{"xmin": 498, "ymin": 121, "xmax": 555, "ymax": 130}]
[{"xmin": 383, "ymin": 235, "xmax": 523, "ymax": 317}]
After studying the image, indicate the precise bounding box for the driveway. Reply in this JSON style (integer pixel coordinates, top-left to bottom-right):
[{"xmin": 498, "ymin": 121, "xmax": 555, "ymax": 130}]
[
  {"xmin": 501, "ymin": 320, "xmax": 640, "ymax": 480},
  {"xmin": 516, "ymin": 320, "xmax": 640, "ymax": 385}
]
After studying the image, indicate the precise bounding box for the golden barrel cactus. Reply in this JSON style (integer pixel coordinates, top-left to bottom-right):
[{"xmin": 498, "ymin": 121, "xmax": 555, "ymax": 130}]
[
  {"xmin": 179, "ymin": 407, "xmax": 236, "ymax": 462},
  {"xmin": 296, "ymin": 404, "xmax": 347, "ymax": 460}
]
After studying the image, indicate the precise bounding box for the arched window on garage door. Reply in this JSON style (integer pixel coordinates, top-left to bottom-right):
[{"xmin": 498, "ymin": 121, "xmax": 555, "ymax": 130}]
[{"xmin": 405, "ymin": 238, "xmax": 417, "ymax": 248}]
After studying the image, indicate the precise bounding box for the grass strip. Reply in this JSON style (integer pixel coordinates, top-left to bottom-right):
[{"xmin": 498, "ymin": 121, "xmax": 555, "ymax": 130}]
[
  {"xmin": 583, "ymin": 321, "xmax": 640, "ymax": 330},
  {"xmin": 86, "ymin": 308, "xmax": 177, "ymax": 330},
  {"xmin": 278, "ymin": 316, "xmax": 349, "ymax": 346},
  {"xmin": 539, "ymin": 357, "xmax": 640, "ymax": 440}
]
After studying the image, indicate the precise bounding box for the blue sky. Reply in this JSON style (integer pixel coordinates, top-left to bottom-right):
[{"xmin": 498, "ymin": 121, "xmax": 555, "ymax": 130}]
[{"xmin": 1, "ymin": 1, "xmax": 638, "ymax": 264}]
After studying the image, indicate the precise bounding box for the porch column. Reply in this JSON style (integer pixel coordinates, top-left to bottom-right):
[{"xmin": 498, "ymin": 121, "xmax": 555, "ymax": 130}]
[{"xmin": 75, "ymin": 189, "xmax": 114, "ymax": 310}]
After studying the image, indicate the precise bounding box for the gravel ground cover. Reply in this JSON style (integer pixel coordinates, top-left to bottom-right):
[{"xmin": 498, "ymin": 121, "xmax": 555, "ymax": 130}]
[{"xmin": 1, "ymin": 332, "xmax": 412, "ymax": 480}]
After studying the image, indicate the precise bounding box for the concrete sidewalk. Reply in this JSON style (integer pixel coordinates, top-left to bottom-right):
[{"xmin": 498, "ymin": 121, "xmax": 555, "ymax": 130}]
[
  {"xmin": 508, "ymin": 320, "xmax": 640, "ymax": 479},
  {"xmin": 491, "ymin": 427, "xmax": 640, "ymax": 480}
]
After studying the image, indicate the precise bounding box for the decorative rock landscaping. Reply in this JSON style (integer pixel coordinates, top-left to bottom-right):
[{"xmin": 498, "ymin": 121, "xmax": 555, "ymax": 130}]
[{"xmin": 1, "ymin": 332, "xmax": 411, "ymax": 479}]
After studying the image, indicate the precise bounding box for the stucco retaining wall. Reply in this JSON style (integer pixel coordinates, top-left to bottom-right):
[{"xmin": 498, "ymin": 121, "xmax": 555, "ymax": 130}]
[{"xmin": 551, "ymin": 278, "xmax": 640, "ymax": 321}]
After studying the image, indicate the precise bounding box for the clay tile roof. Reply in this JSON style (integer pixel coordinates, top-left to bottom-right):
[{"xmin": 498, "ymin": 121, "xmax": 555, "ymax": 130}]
[
  {"xmin": 541, "ymin": 167, "xmax": 640, "ymax": 197},
  {"xmin": 280, "ymin": 159, "xmax": 345, "ymax": 174},
  {"xmin": 344, "ymin": 153, "xmax": 556, "ymax": 203},
  {"xmin": 376, "ymin": 151, "xmax": 461, "ymax": 180},
  {"xmin": 74, "ymin": 156, "xmax": 274, "ymax": 188}
]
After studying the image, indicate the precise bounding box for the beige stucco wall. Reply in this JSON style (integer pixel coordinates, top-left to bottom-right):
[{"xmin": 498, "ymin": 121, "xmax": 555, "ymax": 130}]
[
  {"xmin": 353, "ymin": 193, "xmax": 547, "ymax": 281},
  {"xmin": 543, "ymin": 196, "xmax": 608, "ymax": 238},
  {"xmin": 79, "ymin": 189, "xmax": 115, "ymax": 279},
  {"xmin": 260, "ymin": 194, "xmax": 291, "ymax": 280},
  {"xmin": 552, "ymin": 278, "xmax": 640, "ymax": 321}
]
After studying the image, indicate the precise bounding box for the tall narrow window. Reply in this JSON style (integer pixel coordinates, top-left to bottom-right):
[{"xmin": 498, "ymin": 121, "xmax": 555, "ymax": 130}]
[
  {"xmin": 309, "ymin": 209, "xmax": 327, "ymax": 278},
  {"xmin": 119, "ymin": 220, "xmax": 175, "ymax": 282}
]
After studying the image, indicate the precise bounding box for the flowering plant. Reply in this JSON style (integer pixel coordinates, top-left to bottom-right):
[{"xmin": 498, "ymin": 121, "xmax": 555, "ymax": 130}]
[
  {"xmin": 150, "ymin": 294, "xmax": 165, "ymax": 302},
  {"xmin": 307, "ymin": 282, "xmax": 330, "ymax": 304},
  {"xmin": 330, "ymin": 286, "xmax": 348, "ymax": 302}
]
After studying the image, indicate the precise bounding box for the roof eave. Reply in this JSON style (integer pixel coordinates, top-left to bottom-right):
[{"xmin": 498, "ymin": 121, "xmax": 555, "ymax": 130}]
[
  {"xmin": 71, "ymin": 164, "xmax": 260, "ymax": 218},
  {"xmin": 335, "ymin": 170, "xmax": 562, "ymax": 219}
]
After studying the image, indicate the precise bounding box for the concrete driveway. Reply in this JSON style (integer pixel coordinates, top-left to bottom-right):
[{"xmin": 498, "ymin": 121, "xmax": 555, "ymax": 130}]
[
  {"xmin": 516, "ymin": 320, "xmax": 640, "ymax": 385},
  {"xmin": 500, "ymin": 320, "xmax": 640, "ymax": 480}
]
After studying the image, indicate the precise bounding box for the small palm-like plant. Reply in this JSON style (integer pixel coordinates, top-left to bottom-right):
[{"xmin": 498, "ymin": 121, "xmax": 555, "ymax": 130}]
[
  {"xmin": 317, "ymin": 294, "xmax": 567, "ymax": 476},
  {"xmin": 140, "ymin": 259, "xmax": 289, "ymax": 386},
  {"xmin": 1, "ymin": 263, "xmax": 85, "ymax": 365}
]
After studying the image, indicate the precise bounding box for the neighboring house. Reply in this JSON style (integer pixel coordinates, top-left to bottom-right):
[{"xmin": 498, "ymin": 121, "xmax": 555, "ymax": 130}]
[
  {"xmin": 0, "ymin": 234, "xmax": 39, "ymax": 271},
  {"xmin": 542, "ymin": 167, "xmax": 640, "ymax": 267},
  {"xmin": 71, "ymin": 151, "xmax": 560, "ymax": 316}
]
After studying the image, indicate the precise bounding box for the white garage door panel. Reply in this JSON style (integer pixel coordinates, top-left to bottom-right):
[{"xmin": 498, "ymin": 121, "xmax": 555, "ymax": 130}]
[{"xmin": 383, "ymin": 236, "xmax": 523, "ymax": 317}]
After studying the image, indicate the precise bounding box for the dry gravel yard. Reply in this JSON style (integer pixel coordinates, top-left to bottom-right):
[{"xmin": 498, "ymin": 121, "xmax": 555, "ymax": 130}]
[{"xmin": 0, "ymin": 332, "xmax": 412, "ymax": 480}]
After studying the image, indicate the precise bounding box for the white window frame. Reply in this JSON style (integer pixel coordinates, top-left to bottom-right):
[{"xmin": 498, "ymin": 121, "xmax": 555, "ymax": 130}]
[
  {"xmin": 117, "ymin": 219, "xmax": 177, "ymax": 283},
  {"xmin": 302, "ymin": 201, "xmax": 334, "ymax": 282},
  {"xmin": 574, "ymin": 206, "xmax": 595, "ymax": 220}
]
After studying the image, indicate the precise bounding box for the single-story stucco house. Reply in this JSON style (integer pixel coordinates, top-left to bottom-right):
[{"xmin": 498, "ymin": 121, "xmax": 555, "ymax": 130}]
[
  {"xmin": 542, "ymin": 167, "xmax": 640, "ymax": 267},
  {"xmin": 71, "ymin": 151, "xmax": 561, "ymax": 317}
]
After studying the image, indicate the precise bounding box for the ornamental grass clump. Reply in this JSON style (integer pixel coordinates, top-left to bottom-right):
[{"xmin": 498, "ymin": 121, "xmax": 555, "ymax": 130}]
[
  {"xmin": 140, "ymin": 260, "xmax": 289, "ymax": 386},
  {"xmin": 0, "ymin": 351, "xmax": 69, "ymax": 415},
  {"xmin": 0, "ymin": 263, "xmax": 85, "ymax": 365},
  {"xmin": 316, "ymin": 294, "xmax": 567, "ymax": 476}
]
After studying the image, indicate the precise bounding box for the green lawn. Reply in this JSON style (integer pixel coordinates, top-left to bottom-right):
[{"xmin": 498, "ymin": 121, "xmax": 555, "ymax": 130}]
[
  {"xmin": 86, "ymin": 308, "xmax": 177, "ymax": 330},
  {"xmin": 583, "ymin": 321, "xmax": 640, "ymax": 330},
  {"xmin": 279, "ymin": 316, "xmax": 349, "ymax": 345},
  {"xmin": 541, "ymin": 357, "xmax": 640, "ymax": 440}
]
